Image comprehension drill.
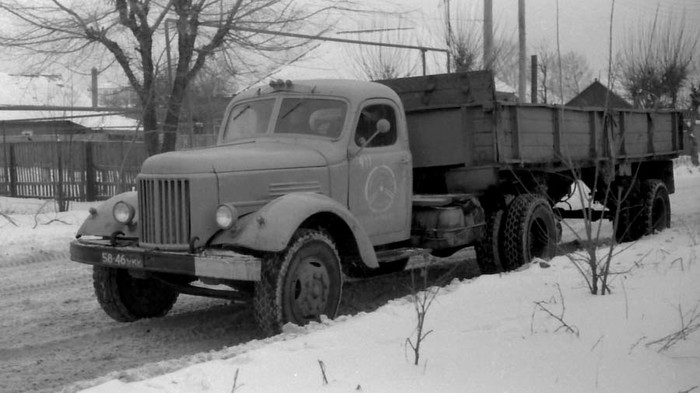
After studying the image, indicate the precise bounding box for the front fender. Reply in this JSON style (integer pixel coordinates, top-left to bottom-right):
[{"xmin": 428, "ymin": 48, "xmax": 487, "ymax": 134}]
[
  {"xmin": 76, "ymin": 191, "xmax": 139, "ymax": 238},
  {"xmin": 211, "ymin": 193, "xmax": 378, "ymax": 268}
]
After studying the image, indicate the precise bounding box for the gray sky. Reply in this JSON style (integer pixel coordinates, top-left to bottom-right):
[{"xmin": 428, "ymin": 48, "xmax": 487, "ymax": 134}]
[
  {"xmin": 267, "ymin": 0, "xmax": 700, "ymax": 84},
  {"xmin": 1, "ymin": 1, "xmax": 698, "ymax": 90}
]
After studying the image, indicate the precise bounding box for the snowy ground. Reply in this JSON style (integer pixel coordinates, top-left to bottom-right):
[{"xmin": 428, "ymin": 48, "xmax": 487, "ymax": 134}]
[{"xmin": 1, "ymin": 159, "xmax": 699, "ymax": 393}]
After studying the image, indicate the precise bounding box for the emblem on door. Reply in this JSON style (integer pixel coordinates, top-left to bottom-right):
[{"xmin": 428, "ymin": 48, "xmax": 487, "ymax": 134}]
[{"xmin": 364, "ymin": 165, "xmax": 397, "ymax": 213}]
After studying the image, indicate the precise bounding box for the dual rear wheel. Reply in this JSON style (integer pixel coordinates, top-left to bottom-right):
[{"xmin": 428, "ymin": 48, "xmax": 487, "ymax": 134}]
[
  {"xmin": 476, "ymin": 178, "xmax": 672, "ymax": 274},
  {"xmin": 615, "ymin": 179, "xmax": 671, "ymax": 243},
  {"xmin": 476, "ymin": 194, "xmax": 558, "ymax": 273}
]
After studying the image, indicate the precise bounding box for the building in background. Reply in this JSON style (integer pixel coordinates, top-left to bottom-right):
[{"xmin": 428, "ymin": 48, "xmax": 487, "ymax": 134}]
[
  {"xmin": 0, "ymin": 73, "xmax": 140, "ymax": 142},
  {"xmin": 566, "ymin": 79, "xmax": 633, "ymax": 109}
]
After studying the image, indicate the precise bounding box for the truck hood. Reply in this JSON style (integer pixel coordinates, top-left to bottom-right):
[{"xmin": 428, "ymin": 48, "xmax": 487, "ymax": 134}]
[{"xmin": 140, "ymin": 141, "xmax": 328, "ymax": 175}]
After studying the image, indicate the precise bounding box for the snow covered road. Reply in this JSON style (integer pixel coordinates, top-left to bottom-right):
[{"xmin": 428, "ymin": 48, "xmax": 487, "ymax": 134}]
[
  {"xmin": 0, "ymin": 250, "xmax": 262, "ymax": 393},
  {"xmin": 0, "ymin": 207, "xmax": 479, "ymax": 393}
]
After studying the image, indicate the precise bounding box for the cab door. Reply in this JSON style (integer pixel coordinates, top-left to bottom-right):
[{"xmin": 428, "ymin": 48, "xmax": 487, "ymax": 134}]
[{"xmin": 348, "ymin": 100, "xmax": 412, "ymax": 246}]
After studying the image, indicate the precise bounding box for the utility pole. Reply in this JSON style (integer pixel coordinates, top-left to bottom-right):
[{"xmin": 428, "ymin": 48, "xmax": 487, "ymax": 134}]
[
  {"xmin": 531, "ymin": 55, "xmax": 538, "ymax": 103},
  {"xmin": 483, "ymin": 0, "xmax": 493, "ymax": 70},
  {"xmin": 518, "ymin": 0, "xmax": 527, "ymax": 101},
  {"xmin": 445, "ymin": 0, "xmax": 452, "ymax": 72}
]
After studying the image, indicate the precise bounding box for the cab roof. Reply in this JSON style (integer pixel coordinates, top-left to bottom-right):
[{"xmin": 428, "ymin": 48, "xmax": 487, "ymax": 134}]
[{"xmin": 235, "ymin": 79, "xmax": 401, "ymax": 106}]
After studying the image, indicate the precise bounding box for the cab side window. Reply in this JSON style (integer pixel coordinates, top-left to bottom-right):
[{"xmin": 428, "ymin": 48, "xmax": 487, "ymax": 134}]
[{"xmin": 355, "ymin": 104, "xmax": 397, "ymax": 147}]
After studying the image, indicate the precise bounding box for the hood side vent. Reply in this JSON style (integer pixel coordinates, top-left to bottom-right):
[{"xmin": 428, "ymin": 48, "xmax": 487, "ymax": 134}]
[{"xmin": 268, "ymin": 181, "xmax": 321, "ymax": 198}]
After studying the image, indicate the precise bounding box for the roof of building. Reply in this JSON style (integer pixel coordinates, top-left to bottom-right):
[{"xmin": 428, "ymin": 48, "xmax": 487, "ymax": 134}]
[
  {"xmin": 566, "ymin": 80, "xmax": 633, "ymax": 109},
  {"xmin": 0, "ymin": 73, "xmax": 140, "ymax": 130}
]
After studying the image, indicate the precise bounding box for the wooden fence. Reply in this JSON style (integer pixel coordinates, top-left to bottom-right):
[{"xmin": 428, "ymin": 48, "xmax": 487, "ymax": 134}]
[
  {"xmin": 1, "ymin": 135, "xmax": 218, "ymax": 204},
  {"xmin": 1, "ymin": 141, "xmax": 148, "ymax": 203}
]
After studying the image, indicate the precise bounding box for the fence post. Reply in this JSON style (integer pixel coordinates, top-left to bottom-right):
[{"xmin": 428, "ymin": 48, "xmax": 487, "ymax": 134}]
[
  {"xmin": 55, "ymin": 141, "xmax": 69, "ymax": 212},
  {"xmin": 85, "ymin": 142, "xmax": 97, "ymax": 201},
  {"xmin": 119, "ymin": 142, "xmax": 126, "ymax": 194},
  {"xmin": 8, "ymin": 144, "xmax": 17, "ymax": 197}
]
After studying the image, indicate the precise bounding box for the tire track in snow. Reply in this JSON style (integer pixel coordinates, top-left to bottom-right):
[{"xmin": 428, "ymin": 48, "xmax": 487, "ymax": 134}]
[
  {"xmin": 0, "ymin": 249, "xmax": 482, "ymax": 393},
  {"xmin": 0, "ymin": 251, "xmax": 71, "ymax": 268},
  {"xmin": 0, "ymin": 275, "xmax": 90, "ymax": 298}
]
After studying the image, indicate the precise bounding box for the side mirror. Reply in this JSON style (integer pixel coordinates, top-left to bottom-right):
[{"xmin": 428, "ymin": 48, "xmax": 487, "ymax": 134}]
[
  {"xmin": 376, "ymin": 118, "xmax": 391, "ymax": 134},
  {"xmin": 349, "ymin": 118, "xmax": 392, "ymax": 160}
]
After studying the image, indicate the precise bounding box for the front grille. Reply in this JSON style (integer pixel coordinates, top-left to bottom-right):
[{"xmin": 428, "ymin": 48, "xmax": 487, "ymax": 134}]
[{"xmin": 138, "ymin": 178, "xmax": 191, "ymax": 248}]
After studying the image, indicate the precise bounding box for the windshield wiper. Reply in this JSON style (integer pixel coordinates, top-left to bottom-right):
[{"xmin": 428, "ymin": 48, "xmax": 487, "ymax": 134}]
[
  {"xmin": 231, "ymin": 104, "xmax": 251, "ymax": 121},
  {"xmin": 280, "ymin": 100, "xmax": 306, "ymax": 119}
]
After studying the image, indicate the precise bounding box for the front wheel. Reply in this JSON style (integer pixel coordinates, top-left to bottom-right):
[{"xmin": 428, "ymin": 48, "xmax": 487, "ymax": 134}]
[
  {"xmin": 253, "ymin": 229, "xmax": 343, "ymax": 334},
  {"xmin": 93, "ymin": 266, "xmax": 179, "ymax": 322}
]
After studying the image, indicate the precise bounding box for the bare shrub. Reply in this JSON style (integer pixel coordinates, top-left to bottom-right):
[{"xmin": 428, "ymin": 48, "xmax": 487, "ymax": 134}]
[
  {"xmin": 405, "ymin": 267, "xmax": 439, "ymax": 366},
  {"xmin": 317, "ymin": 360, "xmax": 329, "ymax": 385},
  {"xmin": 230, "ymin": 368, "xmax": 241, "ymax": 393},
  {"xmin": 530, "ymin": 283, "xmax": 579, "ymax": 336},
  {"xmin": 646, "ymin": 301, "xmax": 700, "ymax": 352}
]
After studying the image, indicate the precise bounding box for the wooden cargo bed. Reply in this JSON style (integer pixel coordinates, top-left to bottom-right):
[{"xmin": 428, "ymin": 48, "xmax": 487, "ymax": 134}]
[{"xmin": 378, "ymin": 72, "xmax": 683, "ymax": 171}]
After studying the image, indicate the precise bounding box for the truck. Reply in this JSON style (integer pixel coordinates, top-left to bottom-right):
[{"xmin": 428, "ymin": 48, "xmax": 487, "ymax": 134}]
[{"xmin": 70, "ymin": 71, "xmax": 683, "ymax": 333}]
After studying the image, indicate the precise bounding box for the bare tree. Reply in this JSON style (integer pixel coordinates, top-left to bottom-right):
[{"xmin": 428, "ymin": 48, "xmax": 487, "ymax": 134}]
[
  {"xmin": 535, "ymin": 45, "xmax": 593, "ymax": 104},
  {"xmin": 0, "ymin": 0, "xmax": 351, "ymax": 155},
  {"xmin": 617, "ymin": 9, "xmax": 698, "ymax": 109},
  {"xmin": 536, "ymin": 45, "xmax": 555, "ymax": 104},
  {"xmin": 440, "ymin": 1, "xmax": 517, "ymax": 83},
  {"xmin": 346, "ymin": 20, "xmax": 419, "ymax": 81}
]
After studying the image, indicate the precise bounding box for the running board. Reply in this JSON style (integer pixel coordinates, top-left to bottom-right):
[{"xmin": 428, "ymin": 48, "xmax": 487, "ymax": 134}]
[
  {"xmin": 157, "ymin": 277, "xmax": 253, "ymax": 302},
  {"xmin": 376, "ymin": 247, "xmax": 429, "ymax": 264},
  {"xmin": 376, "ymin": 247, "xmax": 467, "ymax": 271}
]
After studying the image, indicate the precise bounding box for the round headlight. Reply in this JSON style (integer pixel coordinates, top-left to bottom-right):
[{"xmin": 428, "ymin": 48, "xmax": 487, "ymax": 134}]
[
  {"xmin": 215, "ymin": 204, "xmax": 238, "ymax": 229},
  {"xmin": 113, "ymin": 201, "xmax": 135, "ymax": 224}
]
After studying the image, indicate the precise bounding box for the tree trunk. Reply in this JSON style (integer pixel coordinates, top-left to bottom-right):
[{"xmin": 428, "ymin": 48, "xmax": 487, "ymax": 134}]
[
  {"xmin": 161, "ymin": 70, "xmax": 190, "ymax": 153},
  {"xmin": 142, "ymin": 103, "xmax": 160, "ymax": 157}
]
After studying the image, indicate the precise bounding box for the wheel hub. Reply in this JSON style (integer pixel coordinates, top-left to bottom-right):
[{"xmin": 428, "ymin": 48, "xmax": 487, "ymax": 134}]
[{"xmin": 294, "ymin": 260, "xmax": 330, "ymax": 318}]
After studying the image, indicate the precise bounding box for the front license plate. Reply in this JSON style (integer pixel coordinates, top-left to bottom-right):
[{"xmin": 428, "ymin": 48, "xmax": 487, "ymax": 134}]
[{"xmin": 100, "ymin": 250, "xmax": 144, "ymax": 268}]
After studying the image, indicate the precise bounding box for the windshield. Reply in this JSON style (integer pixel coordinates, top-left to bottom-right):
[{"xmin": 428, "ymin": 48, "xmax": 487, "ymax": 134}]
[
  {"xmin": 274, "ymin": 98, "xmax": 347, "ymax": 138},
  {"xmin": 222, "ymin": 97, "xmax": 347, "ymax": 142},
  {"xmin": 222, "ymin": 99, "xmax": 275, "ymax": 141}
]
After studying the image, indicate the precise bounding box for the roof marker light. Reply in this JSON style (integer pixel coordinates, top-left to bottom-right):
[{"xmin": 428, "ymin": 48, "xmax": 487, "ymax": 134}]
[{"xmin": 269, "ymin": 79, "xmax": 293, "ymax": 89}]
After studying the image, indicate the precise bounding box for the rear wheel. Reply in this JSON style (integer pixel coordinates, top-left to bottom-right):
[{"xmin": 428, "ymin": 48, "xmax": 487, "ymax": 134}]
[
  {"xmin": 93, "ymin": 266, "xmax": 179, "ymax": 322},
  {"xmin": 254, "ymin": 229, "xmax": 343, "ymax": 334},
  {"xmin": 502, "ymin": 195, "xmax": 557, "ymax": 270},
  {"xmin": 614, "ymin": 179, "xmax": 670, "ymax": 242},
  {"xmin": 474, "ymin": 209, "xmax": 504, "ymax": 274},
  {"xmin": 644, "ymin": 180, "xmax": 671, "ymax": 233}
]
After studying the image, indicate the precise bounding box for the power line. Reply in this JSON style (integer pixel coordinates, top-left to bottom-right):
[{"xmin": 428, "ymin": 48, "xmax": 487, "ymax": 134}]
[{"xmin": 336, "ymin": 27, "xmax": 415, "ymax": 35}]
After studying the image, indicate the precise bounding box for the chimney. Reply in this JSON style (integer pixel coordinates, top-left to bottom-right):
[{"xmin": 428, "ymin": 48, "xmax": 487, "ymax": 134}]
[{"xmin": 91, "ymin": 67, "xmax": 98, "ymax": 108}]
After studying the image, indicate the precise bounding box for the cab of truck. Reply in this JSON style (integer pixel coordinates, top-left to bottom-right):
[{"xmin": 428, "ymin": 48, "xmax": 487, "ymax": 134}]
[{"xmin": 213, "ymin": 79, "xmax": 413, "ymax": 248}]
